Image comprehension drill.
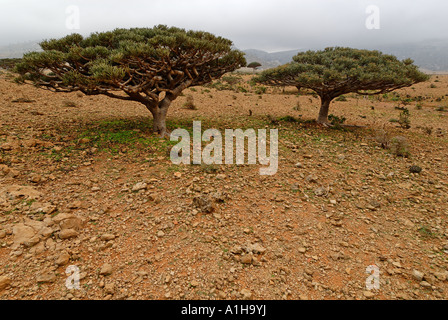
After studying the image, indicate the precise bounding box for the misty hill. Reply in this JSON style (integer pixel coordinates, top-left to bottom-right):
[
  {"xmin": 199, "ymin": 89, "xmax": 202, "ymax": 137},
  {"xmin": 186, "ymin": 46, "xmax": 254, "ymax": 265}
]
[
  {"xmin": 244, "ymin": 40, "xmax": 448, "ymax": 72},
  {"xmin": 1, "ymin": 39, "xmax": 447, "ymax": 72},
  {"xmin": 370, "ymin": 39, "xmax": 448, "ymax": 73},
  {"xmin": 0, "ymin": 41, "xmax": 42, "ymax": 59},
  {"xmin": 242, "ymin": 49, "xmax": 300, "ymax": 70}
]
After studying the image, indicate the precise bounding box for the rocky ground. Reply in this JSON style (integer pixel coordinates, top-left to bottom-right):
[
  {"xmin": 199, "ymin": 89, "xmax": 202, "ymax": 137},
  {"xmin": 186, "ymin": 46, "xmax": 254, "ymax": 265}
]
[{"xmin": 0, "ymin": 70, "xmax": 447, "ymax": 300}]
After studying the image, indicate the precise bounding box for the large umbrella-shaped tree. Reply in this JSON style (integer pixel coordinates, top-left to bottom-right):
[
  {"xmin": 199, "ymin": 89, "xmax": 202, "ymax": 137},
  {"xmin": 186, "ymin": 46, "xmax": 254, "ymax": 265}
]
[
  {"xmin": 254, "ymin": 47, "xmax": 429, "ymax": 124},
  {"xmin": 15, "ymin": 25, "xmax": 246, "ymax": 136}
]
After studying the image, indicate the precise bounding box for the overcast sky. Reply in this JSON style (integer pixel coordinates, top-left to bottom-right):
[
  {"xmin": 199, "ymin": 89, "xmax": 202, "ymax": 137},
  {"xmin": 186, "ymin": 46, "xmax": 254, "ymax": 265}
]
[{"xmin": 1, "ymin": 0, "xmax": 447, "ymax": 51}]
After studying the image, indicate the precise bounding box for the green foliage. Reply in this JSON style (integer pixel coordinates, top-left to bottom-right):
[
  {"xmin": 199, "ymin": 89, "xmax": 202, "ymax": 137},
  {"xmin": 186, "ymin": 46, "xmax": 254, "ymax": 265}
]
[
  {"xmin": 222, "ymin": 75, "xmax": 242, "ymax": 85},
  {"xmin": 247, "ymin": 62, "xmax": 262, "ymax": 69},
  {"xmin": 254, "ymin": 47, "xmax": 428, "ymax": 123},
  {"xmin": 389, "ymin": 136, "xmax": 410, "ymax": 157},
  {"xmin": 255, "ymin": 47, "xmax": 428, "ymax": 97},
  {"xmin": 328, "ymin": 114, "xmax": 346, "ymax": 127},
  {"xmin": 278, "ymin": 115, "xmax": 300, "ymax": 123},
  {"xmin": 0, "ymin": 58, "xmax": 22, "ymax": 70},
  {"xmin": 254, "ymin": 86, "xmax": 267, "ymax": 94},
  {"xmin": 14, "ymin": 25, "xmax": 246, "ymax": 104},
  {"xmin": 182, "ymin": 94, "xmax": 196, "ymax": 110},
  {"xmin": 335, "ymin": 95, "xmax": 347, "ymax": 102},
  {"xmin": 398, "ymin": 108, "xmax": 411, "ymax": 129}
]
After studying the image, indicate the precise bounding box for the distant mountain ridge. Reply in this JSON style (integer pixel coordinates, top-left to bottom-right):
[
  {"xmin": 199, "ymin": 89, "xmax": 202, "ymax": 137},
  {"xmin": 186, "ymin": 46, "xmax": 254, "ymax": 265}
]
[
  {"xmin": 0, "ymin": 41, "xmax": 42, "ymax": 59},
  {"xmin": 243, "ymin": 40, "xmax": 448, "ymax": 73},
  {"xmin": 1, "ymin": 39, "xmax": 447, "ymax": 72}
]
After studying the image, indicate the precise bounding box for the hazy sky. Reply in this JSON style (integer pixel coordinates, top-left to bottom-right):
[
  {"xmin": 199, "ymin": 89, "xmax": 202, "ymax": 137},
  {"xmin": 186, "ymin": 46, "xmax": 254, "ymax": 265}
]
[{"xmin": 1, "ymin": 0, "xmax": 447, "ymax": 51}]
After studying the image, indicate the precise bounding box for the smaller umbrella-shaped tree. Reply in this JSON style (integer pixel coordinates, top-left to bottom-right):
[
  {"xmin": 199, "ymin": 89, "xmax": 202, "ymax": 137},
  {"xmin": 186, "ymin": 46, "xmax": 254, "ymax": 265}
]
[
  {"xmin": 14, "ymin": 25, "xmax": 246, "ymax": 136},
  {"xmin": 254, "ymin": 47, "xmax": 429, "ymax": 124},
  {"xmin": 247, "ymin": 61, "xmax": 262, "ymax": 73}
]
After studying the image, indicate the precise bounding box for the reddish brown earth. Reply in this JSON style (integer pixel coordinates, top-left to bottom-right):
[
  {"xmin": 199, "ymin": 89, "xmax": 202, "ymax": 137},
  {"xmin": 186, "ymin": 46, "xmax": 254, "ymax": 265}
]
[{"xmin": 0, "ymin": 70, "xmax": 447, "ymax": 300}]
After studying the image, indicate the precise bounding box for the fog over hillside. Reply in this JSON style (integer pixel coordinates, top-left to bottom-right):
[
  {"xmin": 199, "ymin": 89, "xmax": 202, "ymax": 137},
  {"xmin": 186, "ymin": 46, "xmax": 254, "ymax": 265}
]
[
  {"xmin": 243, "ymin": 40, "xmax": 448, "ymax": 72},
  {"xmin": 2, "ymin": 39, "xmax": 448, "ymax": 73}
]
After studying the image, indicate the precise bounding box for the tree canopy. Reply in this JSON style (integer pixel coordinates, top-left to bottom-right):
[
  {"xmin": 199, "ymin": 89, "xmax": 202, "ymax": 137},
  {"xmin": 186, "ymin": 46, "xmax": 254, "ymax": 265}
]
[
  {"xmin": 254, "ymin": 47, "xmax": 429, "ymax": 124},
  {"xmin": 247, "ymin": 62, "xmax": 262, "ymax": 69},
  {"xmin": 15, "ymin": 25, "xmax": 246, "ymax": 136}
]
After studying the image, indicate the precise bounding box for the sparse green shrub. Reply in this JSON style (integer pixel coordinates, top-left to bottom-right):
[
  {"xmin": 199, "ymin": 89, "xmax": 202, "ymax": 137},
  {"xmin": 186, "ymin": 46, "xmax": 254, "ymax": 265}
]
[
  {"xmin": 335, "ymin": 95, "xmax": 347, "ymax": 102},
  {"xmin": 436, "ymin": 105, "xmax": 447, "ymax": 112},
  {"xmin": 254, "ymin": 86, "xmax": 267, "ymax": 95},
  {"xmin": 398, "ymin": 108, "xmax": 411, "ymax": 129},
  {"xmin": 222, "ymin": 75, "xmax": 242, "ymax": 85},
  {"xmin": 62, "ymin": 100, "xmax": 77, "ymax": 108},
  {"xmin": 418, "ymin": 126, "xmax": 433, "ymax": 135},
  {"xmin": 416, "ymin": 103, "xmax": 422, "ymax": 110},
  {"xmin": 430, "ymin": 83, "xmax": 437, "ymax": 88},
  {"xmin": 182, "ymin": 94, "xmax": 196, "ymax": 110},
  {"xmin": 389, "ymin": 136, "xmax": 410, "ymax": 157},
  {"xmin": 11, "ymin": 97, "xmax": 35, "ymax": 103},
  {"xmin": 328, "ymin": 114, "xmax": 346, "ymax": 128},
  {"xmin": 374, "ymin": 129, "xmax": 390, "ymax": 149},
  {"xmin": 278, "ymin": 115, "xmax": 300, "ymax": 123},
  {"xmin": 236, "ymin": 86, "xmax": 247, "ymax": 93}
]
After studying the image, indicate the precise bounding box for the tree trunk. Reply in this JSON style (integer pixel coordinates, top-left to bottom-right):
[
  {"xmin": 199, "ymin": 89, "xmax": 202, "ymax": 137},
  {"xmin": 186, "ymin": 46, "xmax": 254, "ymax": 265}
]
[
  {"xmin": 152, "ymin": 108, "xmax": 167, "ymax": 136},
  {"xmin": 143, "ymin": 82, "xmax": 191, "ymax": 138},
  {"xmin": 317, "ymin": 96, "xmax": 332, "ymax": 124},
  {"xmin": 146, "ymin": 99, "xmax": 170, "ymax": 138}
]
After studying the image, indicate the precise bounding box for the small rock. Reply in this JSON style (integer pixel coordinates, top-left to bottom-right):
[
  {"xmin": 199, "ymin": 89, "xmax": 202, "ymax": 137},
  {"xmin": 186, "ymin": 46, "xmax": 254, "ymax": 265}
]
[
  {"xmin": 363, "ymin": 291, "xmax": 375, "ymax": 298},
  {"xmin": 305, "ymin": 174, "xmax": 318, "ymax": 183},
  {"xmin": 409, "ymin": 165, "xmax": 422, "ymax": 174},
  {"xmin": 193, "ymin": 195, "xmax": 214, "ymax": 213},
  {"xmin": 0, "ymin": 276, "xmax": 11, "ymax": 290},
  {"xmin": 412, "ymin": 270, "xmax": 425, "ymax": 282},
  {"xmin": 174, "ymin": 172, "xmax": 182, "ymax": 179},
  {"xmin": 190, "ymin": 280, "xmax": 199, "ymax": 287},
  {"xmin": 37, "ymin": 272, "xmax": 56, "ymax": 283},
  {"xmin": 314, "ymin": 187, "xmax": 326, "ymax": 197},
  {"xmin": 132, "ymin": 182, "xmax": 147, "ymax": 192},
  {"xmin": 67, "ymin": 201, "xmax": 82, "ymax": 209},
  {"xmin": 28, "ymin": 173, "xmax": 43, "ymax": 184},
  {"xmin": 104, "ymin": 283, "xmax": 115, "ymax": 295},
  {"xmin": 55, "ymin": 252, "xmax": 70, "ymax": 266},
  {"xmin": 240, "ymin": 254, "xmax": 253, "ymax": 264},
  {"xmin": 100, "ymin": 263, "xmax": 113, "ymax": 276},
  {"xmin": 434, "ymin": 272, "xmax": 447, "ymax": 281},
  {"xmin": 240, "ymin": 289, "xmax": 252, "ymax": 300},
  {"xmin": 248, "ymin": 243, "xmax": 266, "ymax": 254},
  {"xmin": 100, "ymin": 234, "xmax": 115, "ymax": 241},
  {"xmin": 59, "ymin": 229, "xmax": 78, "ymax": 239}
]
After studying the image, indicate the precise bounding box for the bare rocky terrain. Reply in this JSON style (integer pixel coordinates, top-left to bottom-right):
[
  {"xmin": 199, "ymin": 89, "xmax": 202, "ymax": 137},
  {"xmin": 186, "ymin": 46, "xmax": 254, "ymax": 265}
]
[{"xmin": 0, "ymin": 70, "xmax": 447, "ymax": 300}]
